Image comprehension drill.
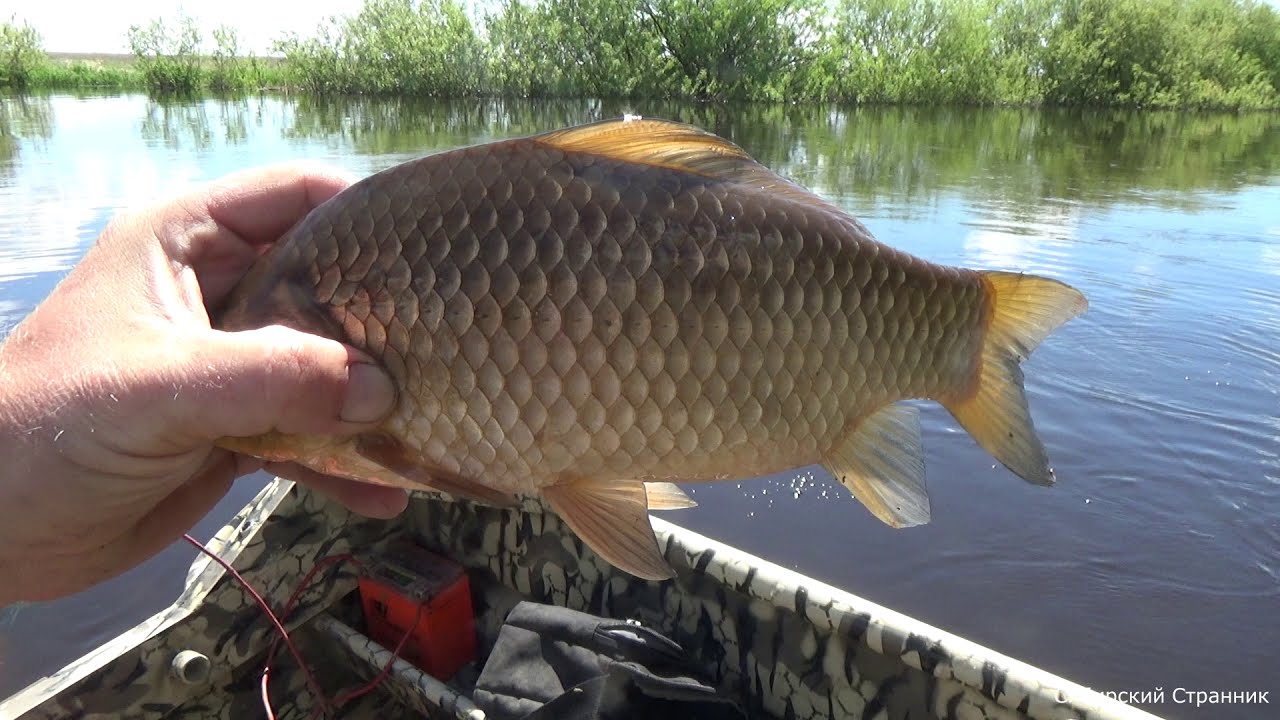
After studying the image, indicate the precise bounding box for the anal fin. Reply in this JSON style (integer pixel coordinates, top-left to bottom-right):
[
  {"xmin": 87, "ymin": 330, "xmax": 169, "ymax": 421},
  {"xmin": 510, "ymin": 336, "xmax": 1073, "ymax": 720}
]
[
  {"xmin": 215, "ymin": 432, "xmax": 301, "ymax": 462},
  {"xmin": 825, "ymin": 404, "xmax": 930, "ymax": 528},
  {"xmin": 354, "ymin": 433, "xmax": 516, "ymax": 507},
  {"xmin": 543, "ymin": 480, "xmax": 675, "ymax": 581},
  {"xmin": 645, "ymin": 482, "xmax": 697, "ymax": 510}
]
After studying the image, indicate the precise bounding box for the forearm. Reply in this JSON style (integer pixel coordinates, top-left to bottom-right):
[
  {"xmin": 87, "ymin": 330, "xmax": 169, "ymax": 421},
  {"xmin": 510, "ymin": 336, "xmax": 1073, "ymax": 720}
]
[
  {"xmin": 0, "ymin": 310, "xmax": 114, "ymax": 604},
  {"xmin": 0, "ymin": 333, "xmax": 51, "ymax": 604}
]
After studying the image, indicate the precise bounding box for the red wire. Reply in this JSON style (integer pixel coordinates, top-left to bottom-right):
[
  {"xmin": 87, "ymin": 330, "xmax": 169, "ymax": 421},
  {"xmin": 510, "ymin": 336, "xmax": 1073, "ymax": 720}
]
[
  {"xmin": 331, "ymin": 602, "xmax": 425, "ymax": 707},
  {"xmin": 260, "ymin": 552, "xmax": 363, "ymax": 712},
  {"xmin": 182, "ymin": 533, "xmax": 328, "ymax": 716},
  {"xmin": 183, "ymin": 533, "xmax": 424, "ymax": 719},
  {"xmin": 260, "ymin": 671, "xmax": 276, "ymax": 720}
]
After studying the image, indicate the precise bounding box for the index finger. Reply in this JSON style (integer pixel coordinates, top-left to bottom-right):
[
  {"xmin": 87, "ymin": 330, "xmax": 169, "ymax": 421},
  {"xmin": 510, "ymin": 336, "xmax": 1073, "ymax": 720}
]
[
  {"xmin": 162, "ymin": 163, "xmax": 359, "ymax": 306},
  {"xmin": 199, "ymin": 162, "xmax": 358, "ymax": 246}
]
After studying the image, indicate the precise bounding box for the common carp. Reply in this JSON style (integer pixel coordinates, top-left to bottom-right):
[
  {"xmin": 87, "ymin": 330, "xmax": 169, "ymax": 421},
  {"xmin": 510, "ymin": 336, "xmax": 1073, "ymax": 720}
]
[{"xmin": 214, "ymin": 117, "xmax": 1087, "ymax": 580}]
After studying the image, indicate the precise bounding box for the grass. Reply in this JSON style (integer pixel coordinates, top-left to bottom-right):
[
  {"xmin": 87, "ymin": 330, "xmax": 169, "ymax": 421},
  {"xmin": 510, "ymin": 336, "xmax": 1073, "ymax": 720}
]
[{"xmin": 29, "ymin": 54, "xmax": 142, "ymax": 90}]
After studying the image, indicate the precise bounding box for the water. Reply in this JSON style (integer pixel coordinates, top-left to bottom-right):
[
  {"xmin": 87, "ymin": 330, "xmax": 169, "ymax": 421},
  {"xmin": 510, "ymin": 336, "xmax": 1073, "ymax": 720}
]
[{"xmin": 1, "ymin": 93, "xmax": 1278, "ymax": 718}]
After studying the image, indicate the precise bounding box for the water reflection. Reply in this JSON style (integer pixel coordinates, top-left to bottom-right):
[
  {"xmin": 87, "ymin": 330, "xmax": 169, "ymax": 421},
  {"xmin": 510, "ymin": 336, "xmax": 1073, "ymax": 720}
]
[
  {"xmin": 218, "ymin": 97, "xmax": 252, "ymax": 145},
  {"xmin": 0, "ymin": 95, "xmax": 54, "ymax": 170},
  {"xmin": 61, "ymin": 94, "xmax": 1280, "ymax": 216},
  {"xmin": 139, "ymin": 98, "xmax": 215, "ymax": 150},
  {"xmin": 269, "ymin": 97, "xmax": 1280, "ymax": 211},
  {"xmin": 131, "ymin": 95, "xmax": 287, "ymax": 152},
  {"xmin": 278, "ymin": 95, "xmax": 626, "ymax": 154}
]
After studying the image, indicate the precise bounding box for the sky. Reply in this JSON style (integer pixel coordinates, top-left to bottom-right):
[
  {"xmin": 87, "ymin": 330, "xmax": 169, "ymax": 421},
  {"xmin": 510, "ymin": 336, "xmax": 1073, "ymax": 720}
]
[
  {"xmin": 6, "ymin": 0, "xmax": 1280, "ymax": 55},
  {"xmin": 3, "ymin": 1, "xmax": 370, "ymax": 55}
]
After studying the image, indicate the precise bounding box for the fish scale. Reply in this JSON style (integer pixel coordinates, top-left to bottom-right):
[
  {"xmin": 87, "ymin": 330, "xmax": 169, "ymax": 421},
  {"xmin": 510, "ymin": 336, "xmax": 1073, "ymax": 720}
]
[{"xmin": 215, "ymin": 117, "xmax": 1087, "ymax": 580}]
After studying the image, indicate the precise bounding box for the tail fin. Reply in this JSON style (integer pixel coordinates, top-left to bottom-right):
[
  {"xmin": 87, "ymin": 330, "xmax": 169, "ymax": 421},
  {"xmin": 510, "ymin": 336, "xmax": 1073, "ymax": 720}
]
[{"xmin": 941, "ymin": 271, "xmax": 1088, "ymax": 485}]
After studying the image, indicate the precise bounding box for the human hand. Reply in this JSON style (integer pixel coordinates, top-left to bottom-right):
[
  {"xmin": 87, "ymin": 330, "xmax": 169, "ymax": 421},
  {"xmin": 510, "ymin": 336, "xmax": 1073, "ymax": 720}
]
[{"xmin": 0, "ymin": 164, "xmax": 408, "ymax": 604}]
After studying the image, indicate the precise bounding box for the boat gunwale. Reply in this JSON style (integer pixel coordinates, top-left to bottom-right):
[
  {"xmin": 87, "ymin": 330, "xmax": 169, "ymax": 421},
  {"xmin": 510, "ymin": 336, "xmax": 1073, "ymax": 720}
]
[{"xmin": 648, "ymin": 514, "xmax": 1157, "ymax": 720}]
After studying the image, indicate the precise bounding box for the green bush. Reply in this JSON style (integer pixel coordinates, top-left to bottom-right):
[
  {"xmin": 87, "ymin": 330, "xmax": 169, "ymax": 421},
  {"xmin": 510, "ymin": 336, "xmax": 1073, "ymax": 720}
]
[
  {"xmin": 817, "ymin": 0, "xmax": 1001, "ymax": 104},
  {"xmin": 483, "ymin": 0, "xmax": 565, "ymax": 97},
  {"xmin": 127, "ymin": 14, "xmax": 203, "ymax": 93},
  {"xmin": 275, "ymin": 0, "xmax": 486, "ymax": 96},
  {"xmin": 638, "ymin": 0, "xmax": 818, "ymax": 101},
  {"xmin": 1, "ymin": 16, "xmax": 45, "ymax": 89},
  {"xmin": 209, "ymin": 26, "xmax": 250, "ymax": 92}
]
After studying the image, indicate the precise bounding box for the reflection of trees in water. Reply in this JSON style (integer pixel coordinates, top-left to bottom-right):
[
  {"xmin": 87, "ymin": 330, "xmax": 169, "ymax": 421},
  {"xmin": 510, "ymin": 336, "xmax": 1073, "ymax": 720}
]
[
  {"xmin": 139, "ymin": 95, "xmax": 258, "ymax": 150},
  {"xmin": 11, "ymin": 92, "xmax": 1274, "ymax": 209},
  {"xmin": 278, "ymin": 96, "xmax": 1280, "ymax": 211},
  {"xmin": 280, "ymin": 95, "xmax": 821, "ymax": 159},
  {"xmin": 219, "ymin": 96, "xmax": 251, "ymax": 144},
  {"xmin": 281, "ymin": 96, "xmax": 624, "ymax": 154},
  {"xmin": 707, "ymin": 106, "xmax": 1280, "ymax": 212},
  {"xmin": 140, "ymin": 97, "xmax": 212, "ymax": 150},
  {"xmin": 0, "ymin": 95, "xmax": 54, "ymax": 173}
]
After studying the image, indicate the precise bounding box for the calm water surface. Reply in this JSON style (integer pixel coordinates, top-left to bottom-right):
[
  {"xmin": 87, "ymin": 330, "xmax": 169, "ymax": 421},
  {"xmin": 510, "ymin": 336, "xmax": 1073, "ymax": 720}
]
[{"xmin": 2, "ymin": 94, "xmax": 1278, "ymax": 718}]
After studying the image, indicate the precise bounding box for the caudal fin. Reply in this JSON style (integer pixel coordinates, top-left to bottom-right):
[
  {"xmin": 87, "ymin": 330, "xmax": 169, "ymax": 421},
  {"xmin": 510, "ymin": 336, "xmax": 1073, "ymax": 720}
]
[{"xmin": 941, "ymin": 271, "xmax": 1088, "ymax": 485}]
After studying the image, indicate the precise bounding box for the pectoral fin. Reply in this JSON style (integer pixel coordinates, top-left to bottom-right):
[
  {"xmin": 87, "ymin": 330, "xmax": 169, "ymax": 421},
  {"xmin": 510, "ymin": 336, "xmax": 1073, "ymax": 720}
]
[
  {"xmin": 645, "ymin": 482, "xmax": 697, "ymax": 510},
  {"xmin": 354, "ymin": 433, "xmax": 516, "ymax": 507},
  {"xmin": 825, "ymin": 404, "xmax": 931, "ymax": 528},
  {"xmin": 543, "ymin": 480, "xmax": 675, "ymax": 581}
]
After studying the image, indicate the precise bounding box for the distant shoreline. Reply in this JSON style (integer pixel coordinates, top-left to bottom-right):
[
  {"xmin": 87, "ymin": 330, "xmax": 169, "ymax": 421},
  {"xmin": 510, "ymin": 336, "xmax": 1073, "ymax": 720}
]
[
  {"xmin": 44, "ymin": 52, "xmax": 285, "ymax": 63},
  {"xmin": 5, "ymin": 1, "xmax": 1280, "ymax": 111}
]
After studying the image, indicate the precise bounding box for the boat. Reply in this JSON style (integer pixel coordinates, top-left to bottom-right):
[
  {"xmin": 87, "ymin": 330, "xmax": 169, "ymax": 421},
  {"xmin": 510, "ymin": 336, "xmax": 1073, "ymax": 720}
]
[{"xmin": 1, "ymin": 478, "xmax": 1159, "ymax": 719}]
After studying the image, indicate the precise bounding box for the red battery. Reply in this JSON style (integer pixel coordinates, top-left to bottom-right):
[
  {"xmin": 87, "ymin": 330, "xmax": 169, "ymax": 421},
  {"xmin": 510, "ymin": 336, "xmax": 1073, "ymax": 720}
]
[{"xmin": 357, "ymin": 540, "xmax": 477, "ymax": 680}]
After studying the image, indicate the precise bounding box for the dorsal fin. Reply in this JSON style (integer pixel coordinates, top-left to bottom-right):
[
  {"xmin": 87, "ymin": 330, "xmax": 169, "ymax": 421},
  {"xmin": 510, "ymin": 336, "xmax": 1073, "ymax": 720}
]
[
  {"xmin": 535, "ymin": 117, "xmax": 751, "ymax": 172},
  {"xmin": 533, "ymin": 117, "xmax": 849, "ymax": 216}
]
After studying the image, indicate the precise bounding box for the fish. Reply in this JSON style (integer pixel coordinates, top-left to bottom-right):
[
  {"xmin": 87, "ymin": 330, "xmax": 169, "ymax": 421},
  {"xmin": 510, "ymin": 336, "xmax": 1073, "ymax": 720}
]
[{"xmin": 213, "ymin": 117, "xmax": 1088, "ymax": 581}]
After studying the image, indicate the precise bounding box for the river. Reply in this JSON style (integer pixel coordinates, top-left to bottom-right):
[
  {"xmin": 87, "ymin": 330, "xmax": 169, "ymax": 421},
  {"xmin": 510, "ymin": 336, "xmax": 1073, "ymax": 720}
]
[{"xmin": 1, "ymin": 93, "xmax": 1278, "ymax": 718}]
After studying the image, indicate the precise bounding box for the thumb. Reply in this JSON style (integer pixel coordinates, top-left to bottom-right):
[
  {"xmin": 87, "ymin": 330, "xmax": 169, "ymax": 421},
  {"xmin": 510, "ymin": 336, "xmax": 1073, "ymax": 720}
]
[{"xmin": 171, "ymin": 325, "xmax": 398, "ymax": 442}]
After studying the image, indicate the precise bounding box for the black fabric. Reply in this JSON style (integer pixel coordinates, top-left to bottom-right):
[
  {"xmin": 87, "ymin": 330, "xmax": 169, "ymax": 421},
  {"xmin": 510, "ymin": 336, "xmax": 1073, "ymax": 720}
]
[{"xmin": 472, "ymin": 601, "xmax": 746, "ymax": 720}]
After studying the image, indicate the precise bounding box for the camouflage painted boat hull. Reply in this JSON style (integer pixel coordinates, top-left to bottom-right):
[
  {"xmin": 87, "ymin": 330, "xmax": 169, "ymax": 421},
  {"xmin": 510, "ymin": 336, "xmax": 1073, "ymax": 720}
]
[{"xmin": 1, "ymin": 482, "xmax": 1159, "ymax": 720}]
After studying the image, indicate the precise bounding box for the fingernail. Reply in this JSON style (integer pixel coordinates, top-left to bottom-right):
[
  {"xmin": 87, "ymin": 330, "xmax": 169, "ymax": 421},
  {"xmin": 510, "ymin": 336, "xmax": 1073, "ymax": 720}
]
[{"xmin": 342, "ymin": 362, "xmax": 396, "ymax": 423}]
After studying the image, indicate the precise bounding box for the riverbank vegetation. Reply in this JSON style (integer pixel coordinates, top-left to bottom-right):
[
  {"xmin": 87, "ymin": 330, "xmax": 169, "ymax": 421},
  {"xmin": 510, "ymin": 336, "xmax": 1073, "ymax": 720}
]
[{"xmin": 4, "ymin": 0, "xmax": 1280, "ymax": 109}]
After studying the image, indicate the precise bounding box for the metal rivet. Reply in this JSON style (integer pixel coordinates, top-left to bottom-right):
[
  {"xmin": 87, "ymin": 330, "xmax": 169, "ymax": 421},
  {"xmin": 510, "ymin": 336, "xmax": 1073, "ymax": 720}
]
[{"xmin": 171, "ymin": 650, "xmax": 211, "ymax": 685}]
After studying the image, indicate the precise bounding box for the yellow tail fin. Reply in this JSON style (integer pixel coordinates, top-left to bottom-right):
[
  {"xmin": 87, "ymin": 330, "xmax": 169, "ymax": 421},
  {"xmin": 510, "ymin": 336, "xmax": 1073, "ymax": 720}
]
[{"xmin": 941, "ymin": 271, "xmax": 1088, "ymax": 485}]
